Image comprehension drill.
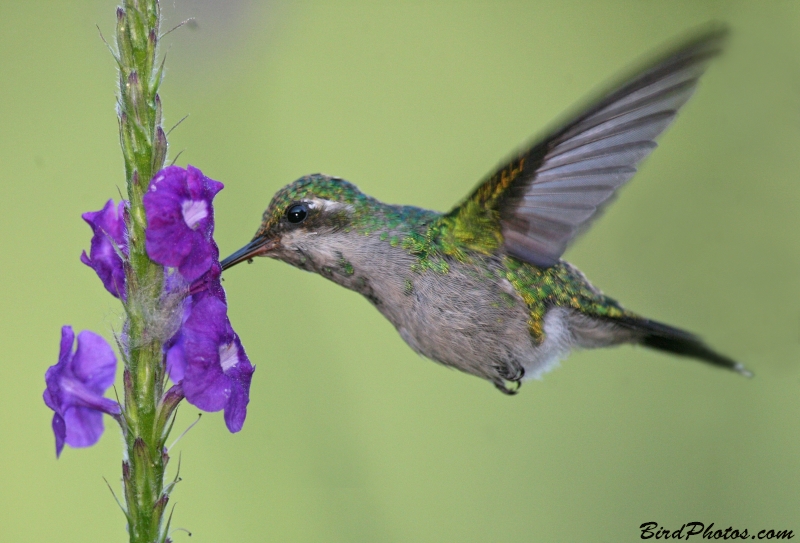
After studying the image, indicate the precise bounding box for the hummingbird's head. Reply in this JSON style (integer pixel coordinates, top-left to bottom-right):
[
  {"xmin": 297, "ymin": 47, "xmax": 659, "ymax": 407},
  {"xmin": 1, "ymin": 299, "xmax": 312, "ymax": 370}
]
[{"xmin": 221, "ymin": 174, "xmax": 374, "ymax": 271}]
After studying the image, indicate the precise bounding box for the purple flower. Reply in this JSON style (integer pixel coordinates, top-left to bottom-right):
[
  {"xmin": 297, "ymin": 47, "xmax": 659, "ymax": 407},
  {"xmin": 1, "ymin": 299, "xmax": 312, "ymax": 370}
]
[
  {"xmin": 165, "ymin": 260, "xmax": 227, "ymax": 382},
  {"xmin": 43, "ymin": 327, "xmax": 120, "ymax": 457},
  {"xmin": 144, "ymin": 165, "xmax": 223, "ymax": 282},
  {"xmin": 168, "ymin": 296, "xmax": 254, "ymax": 433},
  {"xmin": 81, "ymin": 200, "xmax": 128, "ymax": 299},
  {"xmin": 144, "ymin": 164, "xmax": 254, "ymax": 432}
]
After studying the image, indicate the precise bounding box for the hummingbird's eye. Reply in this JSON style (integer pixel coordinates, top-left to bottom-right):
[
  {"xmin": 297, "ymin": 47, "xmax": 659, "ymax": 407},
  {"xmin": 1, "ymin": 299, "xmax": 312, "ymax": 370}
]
[{"xmin": 286, "ymin": 203, "xmax": 308, "ymax": 224}]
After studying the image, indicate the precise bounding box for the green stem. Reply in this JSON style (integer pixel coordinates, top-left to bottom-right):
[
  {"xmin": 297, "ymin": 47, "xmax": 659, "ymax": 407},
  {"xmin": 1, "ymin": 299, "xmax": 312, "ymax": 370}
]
[{"xmin": 114, "ymin": 1, "xmax": 176, "ymax": 542}]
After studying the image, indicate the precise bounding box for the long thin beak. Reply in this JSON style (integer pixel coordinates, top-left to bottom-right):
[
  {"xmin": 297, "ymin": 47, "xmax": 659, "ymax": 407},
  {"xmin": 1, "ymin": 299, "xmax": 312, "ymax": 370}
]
[{"xmin": 220, "ymin": 236, "xmax": 280, "ymax": 270}]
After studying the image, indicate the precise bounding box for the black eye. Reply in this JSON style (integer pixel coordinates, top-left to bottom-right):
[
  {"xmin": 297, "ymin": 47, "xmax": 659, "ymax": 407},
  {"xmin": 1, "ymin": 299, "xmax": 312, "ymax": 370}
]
[{"xmin": 287, "ymin": 203, "xmax": 308, "ymax": 224}]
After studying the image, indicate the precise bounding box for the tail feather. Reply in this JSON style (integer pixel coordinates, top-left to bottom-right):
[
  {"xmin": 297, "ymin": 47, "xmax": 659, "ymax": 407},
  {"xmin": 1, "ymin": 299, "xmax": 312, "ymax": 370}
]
[{"xmin": 614, "ymin": 316, "xmax": 752, "ymax": 377}]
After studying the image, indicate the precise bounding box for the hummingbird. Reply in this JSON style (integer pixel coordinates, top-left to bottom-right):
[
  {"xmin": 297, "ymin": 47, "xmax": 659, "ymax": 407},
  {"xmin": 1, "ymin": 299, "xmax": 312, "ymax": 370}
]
[{"xmin": 221, "ymin": 28, "xmax": 750, "ymax": 394}]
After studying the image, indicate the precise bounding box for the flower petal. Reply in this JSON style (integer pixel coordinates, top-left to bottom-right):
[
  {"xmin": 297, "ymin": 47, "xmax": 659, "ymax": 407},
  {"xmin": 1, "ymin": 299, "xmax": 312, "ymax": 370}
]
[
  {"xmin": 43, "ymin": 326, "xmax": 75, "ymax": 415},
  {"xmin": 59, "ymin": 325, "xmax": 75, "ymax": 364},
  {"xmin": 72, "ymin": 330, "xmax": 117, "ymax": 393},
  {"xmin": 223, "ymin": 383, "xmax": 249, "ymax": 433},
  {"xmin": 183, "ymin": 367, "xmax": 230, "ymax": 413},
  {"xmin": 222, "ymin": 335, "xmax": 254, "ymax": 433},
  {"xmin": 189, "ymin": 261, "xmax": 226, "ymax": 303},
  {"xmin": 58, "ymin": 376, "xmax": 120, "ymax": 415},
  {"xmin": 180, "ymin": 296, "xmax": 232, "ymax": 412},
  {"xmin": 186, "ymin": 164, "xmax": 223, "ymax": 202},
  {"xmin": 43, "ymin": 326, "xmax": 119, "ymax": 456},
  {"xmin": 144, "ymin": 165, "xmax": 224, "ymax": 282},
  {"xmin": 52, "ymin": 414, "xmax": 66, "ymax": 458},
  {"xmin": 81, "ymin": 200, "xmax": 127, "ymax": 299},
  {"xmin": 165, "ymin": 334, "xmax": 186, "ymax": 383},
  {"xmin": 63, "ymin": 406, "xmax": 105, "ymax": 449}
]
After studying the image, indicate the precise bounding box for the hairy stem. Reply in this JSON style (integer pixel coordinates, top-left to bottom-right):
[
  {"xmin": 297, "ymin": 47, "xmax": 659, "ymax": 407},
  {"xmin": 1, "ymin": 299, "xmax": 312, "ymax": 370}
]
[{"xmin": 115, "ymin": 1, "xmax": 175, "ymax": 542}]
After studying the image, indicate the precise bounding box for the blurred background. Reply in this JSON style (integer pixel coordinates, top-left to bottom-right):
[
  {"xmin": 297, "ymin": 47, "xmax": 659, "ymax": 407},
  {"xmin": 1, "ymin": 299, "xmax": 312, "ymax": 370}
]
[{"xmin": 2, "ymin": 1, "xmax": 799, "ymax": 541}]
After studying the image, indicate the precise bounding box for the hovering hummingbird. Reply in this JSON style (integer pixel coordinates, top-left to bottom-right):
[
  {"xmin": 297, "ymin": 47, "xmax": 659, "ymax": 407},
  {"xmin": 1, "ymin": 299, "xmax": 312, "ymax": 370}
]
[{"xmin": 221, "ymin": 28, "xmax": 750, "ymax": 394}]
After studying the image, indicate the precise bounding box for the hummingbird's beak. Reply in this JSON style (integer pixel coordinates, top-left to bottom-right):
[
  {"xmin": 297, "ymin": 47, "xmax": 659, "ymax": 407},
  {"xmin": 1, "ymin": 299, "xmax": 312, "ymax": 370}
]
[{"xmin": 220, "ymin": 236, "xmax": 280, "ymax": 270}]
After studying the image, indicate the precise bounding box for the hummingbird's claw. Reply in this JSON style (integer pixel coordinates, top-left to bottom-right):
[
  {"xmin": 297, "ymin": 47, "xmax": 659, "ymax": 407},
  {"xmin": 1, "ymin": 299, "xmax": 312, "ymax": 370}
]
[{"xmin": 494, "ymin": 379, "xmax": 522, "ymax": 396}]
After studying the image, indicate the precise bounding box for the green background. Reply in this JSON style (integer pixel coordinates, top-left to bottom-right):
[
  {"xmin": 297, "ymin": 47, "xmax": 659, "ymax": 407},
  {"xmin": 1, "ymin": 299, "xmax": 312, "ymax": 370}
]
[{"xmin": 2, "ymin": 1, "xmax": 799, "ymax": 541}]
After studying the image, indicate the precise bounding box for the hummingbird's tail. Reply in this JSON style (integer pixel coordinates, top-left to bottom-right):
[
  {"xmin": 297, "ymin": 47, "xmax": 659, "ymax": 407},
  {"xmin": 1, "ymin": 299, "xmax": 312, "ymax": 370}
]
[{"xmin": 613, "ymin": 316, "xmax": 752, "ymax": 377}]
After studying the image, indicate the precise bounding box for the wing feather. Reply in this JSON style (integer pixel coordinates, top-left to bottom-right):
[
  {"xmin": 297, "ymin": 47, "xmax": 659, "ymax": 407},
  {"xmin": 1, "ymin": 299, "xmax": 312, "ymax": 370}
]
[{"xmin": 447, "ymin": 27, "xmax": 726, "ymax": 267}]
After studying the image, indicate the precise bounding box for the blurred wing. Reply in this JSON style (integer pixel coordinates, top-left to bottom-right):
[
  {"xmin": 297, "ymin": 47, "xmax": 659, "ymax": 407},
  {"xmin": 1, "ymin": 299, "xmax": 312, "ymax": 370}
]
[{"xmin": 450, "ymin": 27, "xmax": 726, "ymax": 267}]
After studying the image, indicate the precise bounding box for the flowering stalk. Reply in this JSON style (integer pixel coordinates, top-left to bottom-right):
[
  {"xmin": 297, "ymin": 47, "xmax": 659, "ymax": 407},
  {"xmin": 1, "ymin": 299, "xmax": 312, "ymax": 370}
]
[
  {"xmin": 115, "ymin": 1, "xmax": 171, "ymax": 542},
  {"xmin": 44, "ymin": 3, "xmax": 254, "ymax": 542}
]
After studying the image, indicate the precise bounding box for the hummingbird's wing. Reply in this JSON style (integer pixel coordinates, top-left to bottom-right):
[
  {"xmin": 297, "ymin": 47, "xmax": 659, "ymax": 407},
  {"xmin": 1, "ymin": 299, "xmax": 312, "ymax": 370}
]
[{"xmin": 447, "ymin": 27, "xmax": 726, "ymax": 268}]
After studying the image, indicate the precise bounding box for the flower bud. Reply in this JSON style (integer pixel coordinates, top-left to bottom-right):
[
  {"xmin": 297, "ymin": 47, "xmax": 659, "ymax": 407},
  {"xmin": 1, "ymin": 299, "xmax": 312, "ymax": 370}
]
[
  {"xmin": 132, "ymin": 437, "xmax": 155, "ymax": 501},
  {"xmin": 122, "ymin": 460, "xmax": 137, "ymax": 517},
  {"xmin": 116, "ymin": 9, "xmax": 134, "ymax": 67},
  {"xmin": 154, "ymin": 94, "xmax": 162, "ymax": 129},
  {"xmin": 151, "ymin": 494, "xmax": 169, "ymax": 533},
  {"xmin": 155, "ymin": 383, "xmax": 183, "ymax": 439},
  {"xmin": 147, "ymin": 28, "xmax": 157, "ymax": 59},
  {"xmin": 123, "ymin": 370, "xmax": 136, "ymax": 419},
  {"xmin": 118, "ymin": 113, "xmax": 136, "ymax": 171},
  {"xmin": 127, "ymin": 72, "xmax": 145, "ymax": 124},
  {"xmin": 152, "ymin": 126, "xmax": 167, "ymax": 172}
]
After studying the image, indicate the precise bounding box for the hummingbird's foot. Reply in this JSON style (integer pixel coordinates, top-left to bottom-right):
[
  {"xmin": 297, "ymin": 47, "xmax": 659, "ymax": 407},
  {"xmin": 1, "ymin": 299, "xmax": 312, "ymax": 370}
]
[
  {"xmin": 494, "ymin": 365, "xmax": 525, "ymax": 395},
  {"xmin": 492, "ymin": 366, "xmax": 525, "ymax": 396},
  {"xmin": 494, "ymin": 379, "xmax": 522, "ymax": 395},
  {"xmin": 497, "ymin": 363, "xmax": 525, "ymax": 382}
]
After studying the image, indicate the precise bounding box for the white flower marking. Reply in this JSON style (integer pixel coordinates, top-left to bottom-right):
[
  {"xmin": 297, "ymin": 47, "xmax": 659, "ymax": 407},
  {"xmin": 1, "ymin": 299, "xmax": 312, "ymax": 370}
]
[
  {"xmin": 219, "ymin": 342, "xmax": 239, "ymax": 372},
  {"xmin": 181, "ymin": 199, "xmax": 208, "ymax": 229}
]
